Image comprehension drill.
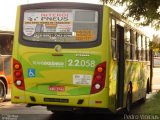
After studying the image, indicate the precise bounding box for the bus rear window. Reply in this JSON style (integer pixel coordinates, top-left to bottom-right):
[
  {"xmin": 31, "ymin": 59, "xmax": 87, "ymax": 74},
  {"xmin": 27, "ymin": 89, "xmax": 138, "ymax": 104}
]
[{"xmin": 23, "ymin": 9, "xmax": 98, "ymax": 43}]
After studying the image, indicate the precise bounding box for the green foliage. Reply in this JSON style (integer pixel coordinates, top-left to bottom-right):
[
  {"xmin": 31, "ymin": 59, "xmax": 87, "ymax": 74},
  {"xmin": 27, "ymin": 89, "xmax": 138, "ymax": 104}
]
[
  {"xmin": 101, "ymin": 0, "xmax": 160, "ymax": 29},
  {"xmin": 149, "ymin": 35, "xmax": 160, "ymax": 51}
]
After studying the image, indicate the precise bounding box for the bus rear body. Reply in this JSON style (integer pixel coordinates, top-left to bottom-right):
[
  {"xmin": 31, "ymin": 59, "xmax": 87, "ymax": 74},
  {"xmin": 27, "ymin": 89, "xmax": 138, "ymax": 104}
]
[
  {"xmin": 12, "ymin": 3, "xmax": 110, "ymax": 111},
  {"xmin": 12, "ymin": 2, "xmax": 151, "ymax": 113}
]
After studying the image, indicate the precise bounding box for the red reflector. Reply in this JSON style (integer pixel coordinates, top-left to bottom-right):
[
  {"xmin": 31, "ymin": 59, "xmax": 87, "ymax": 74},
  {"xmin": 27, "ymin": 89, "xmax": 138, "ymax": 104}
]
[
  {"xmin": 96, "ymin": 75, "xmax": 102, "ymax": 81},
  {"xmin": 15, "ymin": 71, "xmax": 22, "ymax": 78},
  {"xmin": 95, "ymin": 101, "xmax": 102, "ymax": 104}
]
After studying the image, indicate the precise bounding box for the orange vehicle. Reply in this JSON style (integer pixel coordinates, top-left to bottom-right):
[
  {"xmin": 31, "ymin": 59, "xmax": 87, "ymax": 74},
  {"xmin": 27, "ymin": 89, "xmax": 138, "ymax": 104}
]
[{"xmin": 0, "ymin": 31, "xmax": 13, "ymax": 102}]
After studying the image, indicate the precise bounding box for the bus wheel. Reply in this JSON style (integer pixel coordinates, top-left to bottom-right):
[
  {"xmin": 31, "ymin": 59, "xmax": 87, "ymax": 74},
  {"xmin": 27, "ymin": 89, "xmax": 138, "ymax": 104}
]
[
  {"xmin": 140, "ymin": 93, "xmax": 146, "ymax": 103},
  {"xmin": 126, "ymin": 90, "xmax": 132, "ymax": 114},
  {"xmin": 0, "ymin": 80, "xmax": 6, "ymax": 102},
  {"xmin": 140, "ymin": 82, "xmax": 148, "ymax": 103}
]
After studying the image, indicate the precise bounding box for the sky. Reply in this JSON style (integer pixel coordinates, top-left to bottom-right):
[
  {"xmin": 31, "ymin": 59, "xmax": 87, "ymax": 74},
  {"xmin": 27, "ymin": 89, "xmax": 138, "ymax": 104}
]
[
  {"xmin": 0, "ymin": 0, "xmax": 100, "ymax": 30},
  {"xmin": 0, "ymin": 0, "xmax": 125, "ymax": 31},
  {"xmin": 0, "ymin": 0, "xmax": 158, "ymax": 37}
]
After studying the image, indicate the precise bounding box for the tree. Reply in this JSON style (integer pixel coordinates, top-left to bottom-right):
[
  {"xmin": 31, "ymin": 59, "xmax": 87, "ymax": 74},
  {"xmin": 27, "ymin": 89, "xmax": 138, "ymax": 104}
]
[
  {"xmin": 150, "ymin": 35, "xmax": 160, "ymax": 52},
  {"xmin": 101, "ymin": 0, "xmax": 160, "ymax": 29},
  {"xmin": 150, "ymin": 34, "xmax": 160, "ymax": 58}
]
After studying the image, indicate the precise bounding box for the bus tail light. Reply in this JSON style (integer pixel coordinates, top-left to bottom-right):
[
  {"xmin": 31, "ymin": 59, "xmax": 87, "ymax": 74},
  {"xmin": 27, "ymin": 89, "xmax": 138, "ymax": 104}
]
[
  {"xmin": 14, "ymin": 63, "xmax": 21, "ymax": 70},
  {"xmin": 15, "ymin": 80, "xmax": 22, "ymax": 86},
  {"xmin": 14, "ymin": 71, "xmax": 22, "ymax": 78},
  {"xmin": 13, "ymin": 59, "xmax": 25, "ymax": 90},
  {"xmin": 90, "ymin": 62, "xmax": 106, "ymax": 94}
]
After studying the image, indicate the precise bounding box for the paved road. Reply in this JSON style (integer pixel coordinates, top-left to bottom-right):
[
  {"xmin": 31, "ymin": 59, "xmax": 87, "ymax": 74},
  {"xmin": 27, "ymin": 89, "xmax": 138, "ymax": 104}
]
[
  {"xmin": 0, "ymin": 98, "xmax": 123, "ymax": 120},
  {"xmin": 0, "ymin": 93, "xmax": 124, "ymax": 120},
  {"xmin": 0, "ymin": 94, "xmax": 52, "ymax": 120}
]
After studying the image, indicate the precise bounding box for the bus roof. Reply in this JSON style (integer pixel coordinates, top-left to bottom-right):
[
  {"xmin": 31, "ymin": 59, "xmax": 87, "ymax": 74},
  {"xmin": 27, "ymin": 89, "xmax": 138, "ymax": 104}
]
[{"xmin": 107, "ymin": 6, "xmax": 149, "ymax": 38}]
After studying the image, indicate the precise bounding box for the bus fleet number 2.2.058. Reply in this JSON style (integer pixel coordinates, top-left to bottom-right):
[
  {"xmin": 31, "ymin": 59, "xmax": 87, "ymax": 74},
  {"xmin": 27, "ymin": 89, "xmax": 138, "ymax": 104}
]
[{"xmin": 67, "ymin": 59, "xmax": 96, "ymax": 68}]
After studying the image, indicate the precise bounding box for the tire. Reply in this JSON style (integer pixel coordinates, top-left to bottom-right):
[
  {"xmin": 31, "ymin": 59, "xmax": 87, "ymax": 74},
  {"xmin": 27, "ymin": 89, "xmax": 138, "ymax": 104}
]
[
  {"xmin": 140, "ymin": 82, "xmax": 148, "ymax": 103},
  {"xmin": 126, "ymin": 90, "xmax": 132, "ymax": 114},
  {"xmin": 146, "ymin": 79, "xmax": 150, "ymax": 93},
  {"xmin": 140, "ymin": 94, "xmax": 146, "ymax": 103},
  {"xmin": 0, "ymin": 80, "xmax": 6, "ymax": 102}
]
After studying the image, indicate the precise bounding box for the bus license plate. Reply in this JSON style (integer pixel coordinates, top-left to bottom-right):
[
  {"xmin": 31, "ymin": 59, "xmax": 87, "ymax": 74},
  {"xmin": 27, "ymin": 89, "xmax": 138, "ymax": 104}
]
[{"xmin": 49, "ymin": 86, "xmax": 65, "ymax": 92}]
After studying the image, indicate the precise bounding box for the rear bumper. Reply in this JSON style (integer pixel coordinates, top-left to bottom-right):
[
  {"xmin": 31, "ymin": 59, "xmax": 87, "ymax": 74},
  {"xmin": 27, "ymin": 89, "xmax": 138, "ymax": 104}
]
[
  {"xmin": 25, "ymin": 91, "xmax": 107, "ymax": 108},
  {"xmin": 25, "ymin": 91, "xmax": 90, "ymax": 107},
  {"xmin": 12, "ymin": 88, "xmax": 108, "ymax": 108}
]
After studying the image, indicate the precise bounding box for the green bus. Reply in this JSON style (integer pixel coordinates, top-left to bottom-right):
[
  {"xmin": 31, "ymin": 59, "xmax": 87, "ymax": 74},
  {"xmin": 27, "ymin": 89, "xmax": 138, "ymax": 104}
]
[{"xmin": 12, "ymin": 2, "xmax": 152, "ymax": 113}]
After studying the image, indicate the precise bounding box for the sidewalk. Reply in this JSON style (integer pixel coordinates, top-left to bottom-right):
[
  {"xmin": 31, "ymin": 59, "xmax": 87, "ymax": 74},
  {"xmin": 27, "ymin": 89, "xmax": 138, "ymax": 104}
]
[
  {"xmin": 152, "ymin": 68, "xmax": 160, "ymax": 92},
  {"xmin": 130, "ymin": 68, "xmax": 160, "ymax": 116}
]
